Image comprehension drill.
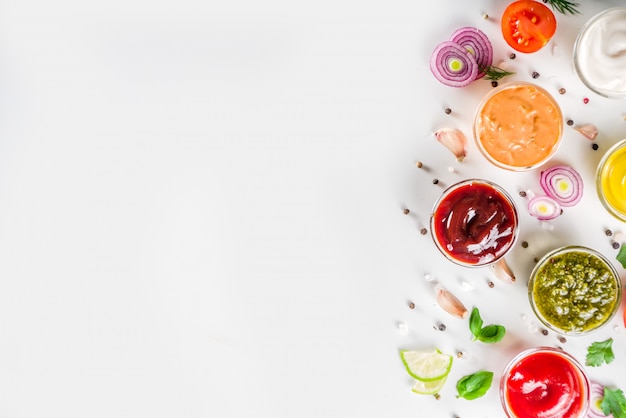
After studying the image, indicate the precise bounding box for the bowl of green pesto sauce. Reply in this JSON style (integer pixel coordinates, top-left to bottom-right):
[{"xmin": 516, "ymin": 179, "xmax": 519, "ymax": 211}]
[{"xmin": 529, "ymin": 246, "xmax": 622, "ymax": 335}]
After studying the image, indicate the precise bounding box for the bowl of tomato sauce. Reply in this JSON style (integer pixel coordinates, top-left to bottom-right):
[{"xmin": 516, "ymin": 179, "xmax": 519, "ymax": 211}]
[
  {"xmin": 500, "ymin": 347, "xmax": 590, "ymax": 418},
  {"xmin": 430, "ymin": 179, "xmax": 518, "ymax": 267}
]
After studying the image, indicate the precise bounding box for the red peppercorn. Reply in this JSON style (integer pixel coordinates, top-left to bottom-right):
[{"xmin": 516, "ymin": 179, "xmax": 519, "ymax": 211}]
[{"xmin": 583, "ymin": 97, "xmax": 589, "ymax": 104}]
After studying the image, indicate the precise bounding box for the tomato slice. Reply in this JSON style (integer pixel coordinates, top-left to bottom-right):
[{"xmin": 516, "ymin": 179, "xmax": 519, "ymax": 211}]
[{"xmin": 501, "ymin": 0, "xmax": 557, "ymax": 53}]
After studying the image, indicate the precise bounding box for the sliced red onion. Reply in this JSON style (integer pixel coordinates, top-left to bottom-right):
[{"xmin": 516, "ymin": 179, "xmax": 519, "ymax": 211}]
[
  {"xmin": 430, "ymin": 41, "xmax": 478, "ymax": 87},
  {"xmin": 540, "ymin": 165, "xmax": 584, "ymax": 207},
  {"xmin": 588, "ymin": 381, "xmax": 612, "ymax": 418},
  {"xmin": 528, "ymin": 195, "xmax": 562, "ymax": 220},
  {"xmin": 449, "ymin": 27, "xmax": 493, "ymax": 79}
]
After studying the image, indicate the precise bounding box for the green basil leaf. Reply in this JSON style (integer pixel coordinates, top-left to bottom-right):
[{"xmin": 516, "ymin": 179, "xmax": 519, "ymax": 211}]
[
  {"xmin": 456, "ymin": 371, "xmax": 493, "ymax": 400},
  {"xmin": 477, "ymin": 324, "xmax": 505, "ymax": 344},
  {"xmin": 469, "ymin": 307, "xmax": 483, "ymax": 338}
]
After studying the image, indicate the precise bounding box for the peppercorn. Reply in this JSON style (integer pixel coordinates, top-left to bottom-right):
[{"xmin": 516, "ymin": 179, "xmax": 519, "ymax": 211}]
[
  {"xmin": 408, "ymin": 302, "xmax": 415, "ymax": 309},
  {"xmin": 509, "ymin": 53, "xmax": 516, "ymax": 59},
  {"xmin": 519, "ymin": 191, "xmax": 527, "ymax": 198},
  {"xmin": 558, "ymin": 336, "xmax": 567, "ymax": 344},
  {"xmin": 420, "ymin": 228, "xmax": 428, "ymax": 235},
  {"xmin": 432, "ymin": 178, "xmax": 439, "ymax": 185},
  {"xmin": 592, "ymin": 143, "xmax": 599, "ymax": 151},
  {"xmin": 521, "ymin": 241, "xmax": 528, "ymax": 248},
  {"xmin": 605, "ymin": 229, "xmax": 613, "ymax": 236},
  {"xmin": 487, "ymin": 281, "xmax": 494, "ymax": 288},
  {"xmin": 403, "ymin": 208, "xmax": 410, "ymax": 215},
  {"xmin": 437, "ymin": 323, "xmax": 446, "ymax": 331},
  {"xmin": 612, "ymin": 241, "xmax": 620, "ymax": 249},
  {"xmin": 541, "ymin": 328, "xmax": 548, "ymax": 336},
  {"xmin": 567, "ymin": 119, "xmax": 574, "ymax": 126},
  {"xmin": 559, "ymin": 87, "xmax": 566, "ymax": 95},
  {"xmin": 416, "ymin": 161, "xmax": 423, "ymax": 168},
  {"xmin": 491, "ymin": 81, "xmax": 498, "ymax": 88},
  {"xmin": 532, "ymin": 71, "xmax": 540, "ymax": 79},
  {"xmin": 583, "ymin": 97, "xmax": 589, "ymax": 104},
  {"xmin": 444, "ymin": 107, "xmax": 452, "ymax": 114}
]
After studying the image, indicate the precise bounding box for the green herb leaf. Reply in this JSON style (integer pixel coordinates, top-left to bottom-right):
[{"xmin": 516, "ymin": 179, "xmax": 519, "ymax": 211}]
[
  {"xmin": 477, "ymin": 325, "xmax": 506, "ymax": 344},
  {"xmin": 600, "ymin": 387, "xmax": 626, "ymax": 418},
  {"xmin": 617, "ymin": 244, "xmax": 626, "ymax": 268},
  {"xmin": 456, "ymin": 371, "xmax": 493, "ymax": 400},
  {"xmin": 586, "ymin": 338, "xmax": 615, "ymax": 367},
  {"xmin": 468, "ymin": 307, "xmax": 506, "ymax": 344},
  {"xmin": 469, "ymin": 307, "xmax": 483, "ymax": 339},
  {"xmin": 544, "ymin": 0, "xmax": 580, "ymax": 15}
]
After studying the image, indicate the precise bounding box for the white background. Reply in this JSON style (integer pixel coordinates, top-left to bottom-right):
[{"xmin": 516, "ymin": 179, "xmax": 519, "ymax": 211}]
[{"xmin": 0, "ymin": 0, "xmax": 625, "ymax": 417}]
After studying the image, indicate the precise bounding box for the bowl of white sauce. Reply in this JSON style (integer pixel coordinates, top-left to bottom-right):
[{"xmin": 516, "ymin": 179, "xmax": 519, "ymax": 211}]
[{"xmin": 573, "ymin": 7, "xmax": 626, "ymax": 99}]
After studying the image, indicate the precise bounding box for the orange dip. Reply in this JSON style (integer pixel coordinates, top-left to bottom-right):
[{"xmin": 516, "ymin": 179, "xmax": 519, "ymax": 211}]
[{"xmin": 474, "ymin": 83, "xmax": 563, "ymax": 170}]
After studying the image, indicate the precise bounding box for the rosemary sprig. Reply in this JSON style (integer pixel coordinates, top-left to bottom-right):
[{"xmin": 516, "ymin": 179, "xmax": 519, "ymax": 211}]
[
  {"xmin": 543, "ymin": 0, "xmax": 580, "ymax": 15},
  {"xmin": 480, "ymin": 65, "xmax": 515, "ymax": 81}
]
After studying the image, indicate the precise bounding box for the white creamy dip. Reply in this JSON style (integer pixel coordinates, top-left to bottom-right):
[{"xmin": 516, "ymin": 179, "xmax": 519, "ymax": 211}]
[{"xmin": 574, "ymin": 7, "xmax": 626, "ymax": 99}]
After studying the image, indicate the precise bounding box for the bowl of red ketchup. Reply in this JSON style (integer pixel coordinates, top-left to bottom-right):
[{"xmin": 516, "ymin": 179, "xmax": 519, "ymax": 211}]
[
  {"xmin": 430, "ymin": 179, "xmax": 518, "ymax": 267},
  {"xmin": 500, "ymin": 347, "xmax": 590, "ymax": 418}
]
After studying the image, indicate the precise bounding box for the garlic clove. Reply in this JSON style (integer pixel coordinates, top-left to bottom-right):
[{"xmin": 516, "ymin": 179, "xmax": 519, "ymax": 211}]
[
  {"xmin": 435, "ymin": 285, "xmax": 469, "ymax": 318},
  {"xmin": 574, "ymin": 123, "xmax": 598, "ymax": 141},
  {"xmin": 434, "ymin": 128, "xmax": 467, "ymax": 162},
  {"xmin": 491, "ymin": 258, "xmax": 515, "ymax": 283}
]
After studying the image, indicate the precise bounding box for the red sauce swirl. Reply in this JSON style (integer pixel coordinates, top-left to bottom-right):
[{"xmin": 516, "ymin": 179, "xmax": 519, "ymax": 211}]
[
  {"xmin": 432, "ymin": 181, "xmax": 517, "ymax": 265},
  {"xmin": 503, "ymin": 350, "xmax": 588, "ymax": 418}
]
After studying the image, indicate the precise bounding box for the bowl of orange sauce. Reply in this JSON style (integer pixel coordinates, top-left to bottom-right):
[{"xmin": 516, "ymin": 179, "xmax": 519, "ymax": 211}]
[{"xmin": 473, "ymin": 82, "xmax": 563, "ymax": 171}]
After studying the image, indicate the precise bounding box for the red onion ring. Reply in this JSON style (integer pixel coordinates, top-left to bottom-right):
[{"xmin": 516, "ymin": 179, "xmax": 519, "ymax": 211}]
[
  {"xmin": 588, "ymin": 381, "xmax": 612, "ymax": 418},
  {"xmin": 527, "ymin": 195, "xmax": 562, "ymax": 220},
  {"xmin": 430, "ymin": 41, "xmax": 478, "ymax": 87},
  {"xmin": 540, "ymin": 165, "xmax": 584, "ymax": 207},
  {"xmin": 449, "ymin": 27, "xmax": 493, "ymax": 79}
]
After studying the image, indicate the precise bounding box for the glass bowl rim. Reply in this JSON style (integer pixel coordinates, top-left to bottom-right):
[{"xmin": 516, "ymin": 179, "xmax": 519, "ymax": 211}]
[
  {"xmin": 429, "ymin": 178, "xmax": 519, "ymax": 268},
  {"xmin": 472, "ymin": 81, "xmax": 563, "ymax": 171},
  {"xmin": 573, "ymin": 7, "xmax": 626, "ymax": 100},
  {"xmin": 528, "ymin": 245, "xmax": 622, "ymax": 335},
  {"xmin": 499, "ymin": 346, "xmax": 590, "ymax": 418},
  {"xmin": 596, "ymin": 138, "xmax": 626, "ymax": 222}
]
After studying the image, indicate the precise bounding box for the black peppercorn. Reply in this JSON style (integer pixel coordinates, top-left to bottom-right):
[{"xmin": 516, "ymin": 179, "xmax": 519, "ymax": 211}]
[
  {"xmin": 592, "ymin": 143, "xmax": 599, "ymax": 150},
  {"xmin": 567, "ymin": 119, "xmax": 574, "ymax": 126},
  {"xmin": 532, "ymin": 71, "xmax": 540, "ymax": 79}
]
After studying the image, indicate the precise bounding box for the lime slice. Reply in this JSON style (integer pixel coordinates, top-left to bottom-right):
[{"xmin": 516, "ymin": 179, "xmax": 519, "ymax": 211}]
[
  {"xmin": 411, "ymin": 374, "xmax": 448, "ymax": 395},
  {"xmin": 400, "ymin": 349, "xmax": 453, "ymax": 381}
]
